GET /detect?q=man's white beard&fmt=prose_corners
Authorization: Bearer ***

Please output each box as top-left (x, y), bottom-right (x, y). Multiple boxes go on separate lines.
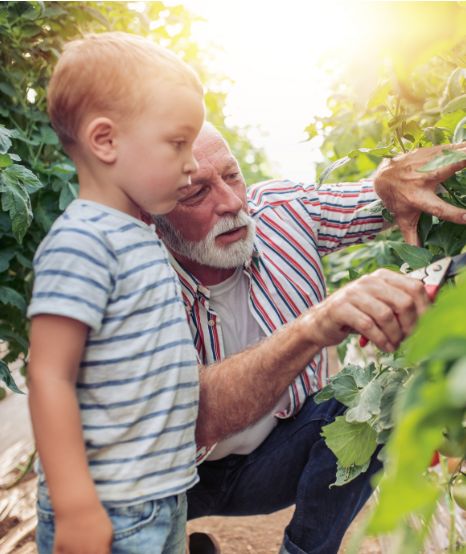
top-left (154, 211), bottom-right (256, 269)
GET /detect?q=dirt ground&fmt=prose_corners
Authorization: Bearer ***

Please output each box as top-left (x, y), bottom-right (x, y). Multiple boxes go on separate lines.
top-left (0, 350), bottom-right (385, 553)
top-left (187, 505), bottom-right (383, 554)
top-left (0, 357), bottom-right (463, 553)
top-left (0, 440), bottom-right (383, 554)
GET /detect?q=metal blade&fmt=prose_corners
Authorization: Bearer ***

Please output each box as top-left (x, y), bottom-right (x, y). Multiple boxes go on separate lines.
top-left (447, 252), bottom-right (466, 278)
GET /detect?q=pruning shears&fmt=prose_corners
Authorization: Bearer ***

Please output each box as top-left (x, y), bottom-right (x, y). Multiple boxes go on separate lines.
top-left (359, 253), bottom-right (466, 347)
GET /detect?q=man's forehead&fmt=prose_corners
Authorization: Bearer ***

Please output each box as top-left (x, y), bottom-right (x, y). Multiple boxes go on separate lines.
top-left (193, 152), bottom-right (238, 178)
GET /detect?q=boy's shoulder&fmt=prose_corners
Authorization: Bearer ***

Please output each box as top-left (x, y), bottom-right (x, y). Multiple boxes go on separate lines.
top-left (36, 200), bottom-right (138, 265)
top-left (35, 200), bottom-right (163, 269)
top-left (52, 199), bottom-right (128, 232)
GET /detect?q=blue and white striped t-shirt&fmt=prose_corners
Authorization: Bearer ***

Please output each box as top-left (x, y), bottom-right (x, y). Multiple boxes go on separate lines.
top-left (28, 199), bottom-right (199, 505)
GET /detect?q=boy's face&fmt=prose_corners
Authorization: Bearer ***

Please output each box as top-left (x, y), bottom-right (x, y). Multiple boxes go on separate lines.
top-left (115, 82), bottom-right (205, 215)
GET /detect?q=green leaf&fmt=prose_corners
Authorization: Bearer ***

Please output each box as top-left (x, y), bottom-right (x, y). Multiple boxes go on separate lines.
top-left (15, 251), bottom-right (33, 270)
top-left (0, 359), bottom-right (24, 395)
top-left (332, 460), bottom-right (370, 487)
top-left (0, 153), bottom-right (13, 168)
top-left (48, 161), bottom-right (76, 177)
top-left (434, 111), bottom-right (466, 135)
top-left (0, 81), bottom-right (15, 97)
top-left (0, 327), bottom-right (29, 352)
top-left (1, 163), bottom-right (44, 194)
top-left (313, 384), bottom-right (335, 404)
top-left (0, 125), bottom-right (12, 154)
top-left (418, 149), bottom-right (466, 173)
top-left (453, 116), bottom-right (466, 144)
top-left (368, 379), bottom-right (447, 532)
top-left (429, 337), bottom-right (466, 361)
top-left (444, 68), bottom-right (466, 101)
top-left (331, 374), bottom-right (360, 407)
top-left (345, 380), bottom-right (383, 423)
top-left (0, 247), bottom-right (16, 273)
top-left (347, 146), bottom-right (396, 159)
top-left (59, 182), bottom-right (78, 210)
top-left (406, 278), bottom-right (466, 363)
top-left (0, 286), bottom-right (26, 313)
top-left (375, 374), bottom-right (405, 432)
top-left (442, 94), bottom-right (466, 114)
top-left (0, 182), bottom-right (32, 243)
top-left (388, 242), bottom-right (433, 269)
top-left (446, 357), bottom-right (466, 408)
top-left (417, 213), bottom-right (433, 245)
top-left (39, 125), bottom-right (59, 146)
top-left (402, 121), bottom-right (423, 144)
top-left (21, 1), bottom-right (45, 21)
top-left (339, 363), bottom-right (374, 388)
top-left (322, 416), bottom-right (378, 468)
top-left (426, 221), bottom-right (466, 256)
top-left (318, 156), bottom-right (351, 185)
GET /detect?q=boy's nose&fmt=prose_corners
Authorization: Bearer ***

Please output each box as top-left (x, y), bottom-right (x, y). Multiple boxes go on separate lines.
top-left (184, 155), bottom-right (199, 175)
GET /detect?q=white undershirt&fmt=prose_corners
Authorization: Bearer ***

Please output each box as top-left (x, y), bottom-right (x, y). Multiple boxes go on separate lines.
top-left (207, 268), bottom-right (289, 460)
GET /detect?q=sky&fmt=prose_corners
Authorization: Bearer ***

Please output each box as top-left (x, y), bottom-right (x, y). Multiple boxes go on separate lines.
top-left (173, 0), bottom-right (364, 181)
top-left (164, 1), bottom-right (463, 182)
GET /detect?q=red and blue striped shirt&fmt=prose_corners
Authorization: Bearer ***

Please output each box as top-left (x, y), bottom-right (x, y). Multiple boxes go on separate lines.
top-left (170, 179), bottom-right (384, 460)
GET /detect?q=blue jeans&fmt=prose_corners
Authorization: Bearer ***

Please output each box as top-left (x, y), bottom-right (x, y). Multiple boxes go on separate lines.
top-left (36, 488), bottom-right (187, 554)
top-left (187, 396), bottom-right (382, 554)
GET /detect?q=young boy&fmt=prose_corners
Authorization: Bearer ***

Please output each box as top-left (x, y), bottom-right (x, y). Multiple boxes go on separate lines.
top-left (27, 32), bottom-right (204, 554)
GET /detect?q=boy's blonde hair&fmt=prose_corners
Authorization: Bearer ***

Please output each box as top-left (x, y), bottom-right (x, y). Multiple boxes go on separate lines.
top-left (47, 32), bottom-right (203, 149)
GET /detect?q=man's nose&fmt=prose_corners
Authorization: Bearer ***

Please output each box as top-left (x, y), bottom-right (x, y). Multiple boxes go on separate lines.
top-left (215, 180), bottom-right (243, 214)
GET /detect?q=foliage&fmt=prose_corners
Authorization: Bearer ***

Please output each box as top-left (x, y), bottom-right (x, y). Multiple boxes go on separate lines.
top-left (308, 6), bottom-right (466, 550)
top-left (0, 1), bottom-right (270, 397)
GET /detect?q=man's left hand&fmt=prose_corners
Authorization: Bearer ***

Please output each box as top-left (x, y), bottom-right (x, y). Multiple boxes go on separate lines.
top-left (374, 142), bottom-right (466, 245)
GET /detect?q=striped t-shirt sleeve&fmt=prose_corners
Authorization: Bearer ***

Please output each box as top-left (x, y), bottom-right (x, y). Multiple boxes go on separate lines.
top-left (249, 178), bottom-right (384, 255)
top-left (27, 222), bottom-right (115, 331)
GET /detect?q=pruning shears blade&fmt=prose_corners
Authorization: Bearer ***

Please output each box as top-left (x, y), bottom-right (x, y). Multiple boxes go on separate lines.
top-left (446, 252), bottom-right (466, 279)
top-left (359, 252), bottom-right (466, 348)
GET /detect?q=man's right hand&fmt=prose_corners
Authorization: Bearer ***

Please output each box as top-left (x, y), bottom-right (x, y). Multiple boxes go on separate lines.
top-left (307, 268), bottom-right (431, 352)
top-left (54, 503), bottom-right (113, 554)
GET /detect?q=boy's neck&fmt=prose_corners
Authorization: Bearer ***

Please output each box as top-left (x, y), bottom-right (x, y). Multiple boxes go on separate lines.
top-left (75, 160), bottom-right (141, 219)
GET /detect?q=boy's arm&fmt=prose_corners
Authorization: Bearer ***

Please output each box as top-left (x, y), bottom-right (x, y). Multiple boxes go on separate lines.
top-left (28, 314), bottom-right (113, 554)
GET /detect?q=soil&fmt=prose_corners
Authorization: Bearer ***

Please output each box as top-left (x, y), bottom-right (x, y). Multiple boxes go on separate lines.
top-left (187, 506), bottom-right (383, 554)
top-left (0, 440), bottom-right (382, 554)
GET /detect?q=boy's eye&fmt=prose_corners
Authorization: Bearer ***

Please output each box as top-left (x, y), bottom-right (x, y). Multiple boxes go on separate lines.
top-left (172, 140), bottom-right (186, 149)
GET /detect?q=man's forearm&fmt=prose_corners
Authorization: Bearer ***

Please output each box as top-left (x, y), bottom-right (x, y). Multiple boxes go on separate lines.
top-left (195, 311), bottom-right (321, 447)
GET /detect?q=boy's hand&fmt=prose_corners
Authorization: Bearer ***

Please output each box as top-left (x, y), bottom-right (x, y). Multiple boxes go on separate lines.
top-left (54, 503), bottom-right (113, 554)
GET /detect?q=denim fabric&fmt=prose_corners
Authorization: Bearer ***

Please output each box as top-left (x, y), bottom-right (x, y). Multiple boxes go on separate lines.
top-left (36, 489), bottom-right (187, 554)
top-left (187, 396), bottom-right (382, 554)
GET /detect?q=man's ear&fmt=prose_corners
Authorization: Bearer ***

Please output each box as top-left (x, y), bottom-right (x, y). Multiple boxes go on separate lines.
top-left (84, 117), bottom-right (118, 164)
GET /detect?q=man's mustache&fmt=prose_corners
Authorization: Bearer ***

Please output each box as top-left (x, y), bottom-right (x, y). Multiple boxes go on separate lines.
top-left (212, 211), bottom-right (252, 238)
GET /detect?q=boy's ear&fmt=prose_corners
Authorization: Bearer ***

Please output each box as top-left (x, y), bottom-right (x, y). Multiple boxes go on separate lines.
top-left (84, 117), bottom-right (118, 164)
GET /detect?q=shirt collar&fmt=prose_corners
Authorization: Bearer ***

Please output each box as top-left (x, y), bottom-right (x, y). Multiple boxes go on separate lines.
top-left (168, 243), bottom-right (262, 310)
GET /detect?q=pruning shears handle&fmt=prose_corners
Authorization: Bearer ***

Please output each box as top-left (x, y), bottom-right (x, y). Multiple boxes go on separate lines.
top-left (359, 257), bottom-right (454, 348)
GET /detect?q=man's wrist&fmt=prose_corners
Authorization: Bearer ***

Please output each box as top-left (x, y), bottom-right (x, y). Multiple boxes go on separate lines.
top-left (295, 309), bottom-right (325, 353)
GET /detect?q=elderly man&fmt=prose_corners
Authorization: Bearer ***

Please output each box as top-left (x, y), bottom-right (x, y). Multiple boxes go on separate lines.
top-left (154, 124), bottom-right (466, 554)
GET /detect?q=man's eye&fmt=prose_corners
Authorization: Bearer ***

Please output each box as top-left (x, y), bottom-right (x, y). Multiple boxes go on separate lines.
top-left (225, 172), bottom-right (239, 180)
top-left (180, 186), bottom-right (206, 204)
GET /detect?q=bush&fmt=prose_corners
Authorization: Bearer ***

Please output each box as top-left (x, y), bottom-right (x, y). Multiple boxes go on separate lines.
top-left (0, 1), bottom-right (270, 395)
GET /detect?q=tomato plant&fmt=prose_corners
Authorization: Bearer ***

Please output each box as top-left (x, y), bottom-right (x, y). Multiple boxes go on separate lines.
top-left (308, 5), bottom-right (466, 551)
top-left (451, 473), bottom-right (466, 511)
